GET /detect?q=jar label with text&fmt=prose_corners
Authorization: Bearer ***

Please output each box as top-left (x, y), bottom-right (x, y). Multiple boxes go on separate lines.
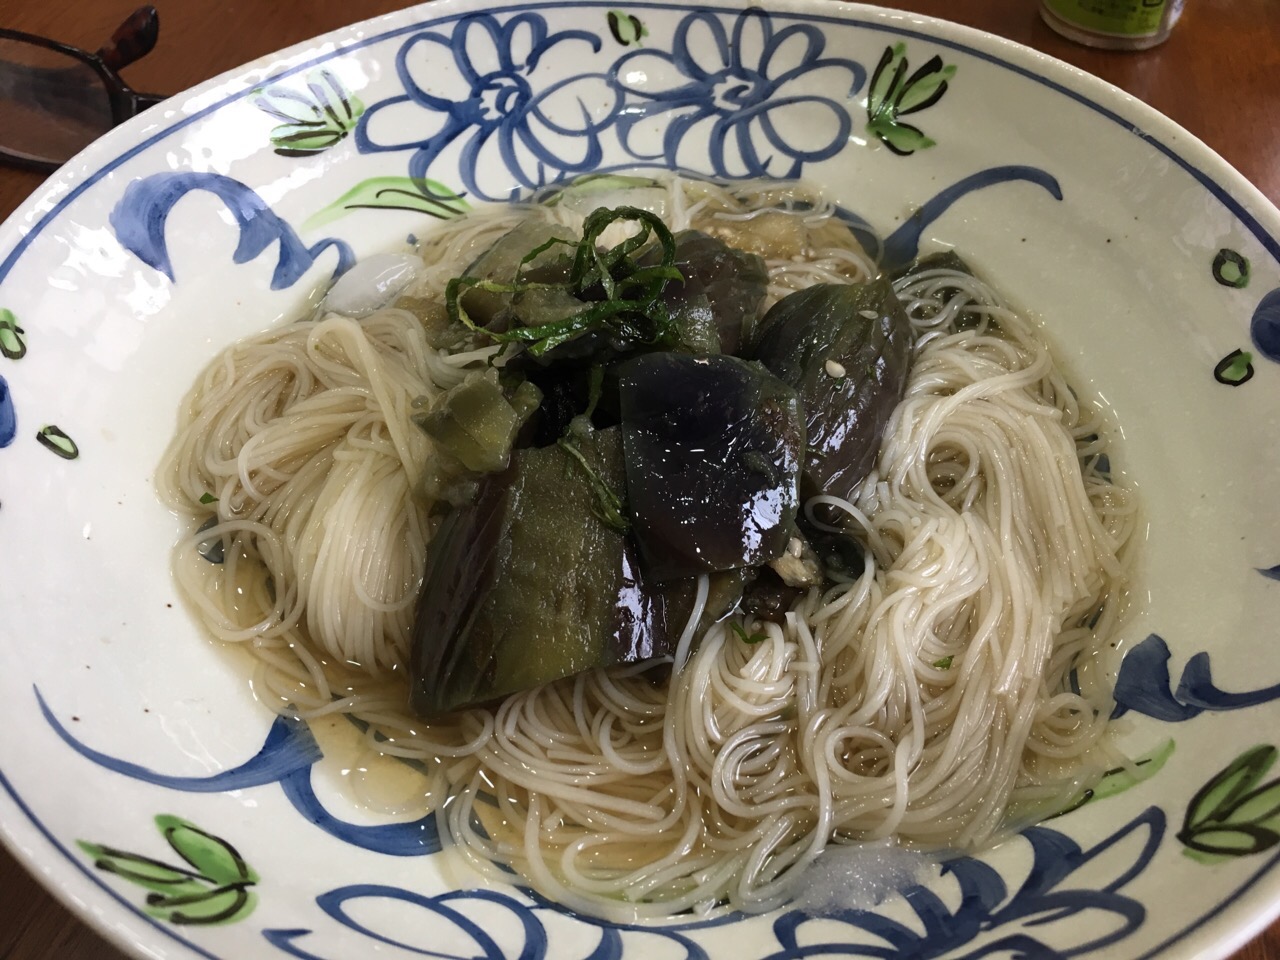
top-left (1042, 0), bottom-right (1167, 37)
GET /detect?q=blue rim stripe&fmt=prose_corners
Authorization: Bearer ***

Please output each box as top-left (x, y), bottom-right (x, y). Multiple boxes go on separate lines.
top-left (1, 4), bottom-right (1279, 960)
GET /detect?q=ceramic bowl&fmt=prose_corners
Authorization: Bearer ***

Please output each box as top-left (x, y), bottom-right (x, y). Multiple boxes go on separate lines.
top-left (3, 1), bottom-right (1280, 957)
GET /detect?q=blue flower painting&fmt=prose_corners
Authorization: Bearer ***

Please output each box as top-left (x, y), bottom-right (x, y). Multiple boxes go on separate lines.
top-left (609, 9), bottom-right (865, 178)
top-left (764, 807), bottom-right (1164, 960)
top-left (356, 13), bottom-right (621, 200)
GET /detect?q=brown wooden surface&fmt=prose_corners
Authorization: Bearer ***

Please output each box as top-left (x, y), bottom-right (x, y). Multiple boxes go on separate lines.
top-left (1, 0), bottom-right (1278, 957)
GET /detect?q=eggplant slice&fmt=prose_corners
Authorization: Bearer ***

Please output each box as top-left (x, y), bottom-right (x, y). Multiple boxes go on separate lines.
top-left (409, 427), bottom-right (667, 717)
top-left (748, 279), bottom-right (912, 501)
top-left (618, 352), bottom-right (805, 582)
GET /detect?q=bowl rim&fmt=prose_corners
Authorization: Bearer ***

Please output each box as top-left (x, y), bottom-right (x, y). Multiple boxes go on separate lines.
top-left (2, 2), bottom-right (1279, 959)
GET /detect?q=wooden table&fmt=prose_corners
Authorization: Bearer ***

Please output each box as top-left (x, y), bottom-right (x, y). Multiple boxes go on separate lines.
top-left (1, 0), bottom-right (1278, 957)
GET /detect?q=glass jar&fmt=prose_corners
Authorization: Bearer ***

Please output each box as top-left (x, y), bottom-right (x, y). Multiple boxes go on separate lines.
top-left (1039, 0), bottom-right (1186, 50)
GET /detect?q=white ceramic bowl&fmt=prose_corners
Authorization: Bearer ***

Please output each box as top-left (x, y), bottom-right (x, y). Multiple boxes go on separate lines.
top-left (3, 1), bottom-right (1280, 957)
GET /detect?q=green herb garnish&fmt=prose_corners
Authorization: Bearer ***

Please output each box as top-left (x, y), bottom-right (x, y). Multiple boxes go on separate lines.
top-left (199, 492), bottom-right (219, 505)
top-left (933, 655), bottom-right (954, 669)
top-left (445, 206), bottom-right (684, 357)
top-left (558, 433), bottom-right (630, 533)
top-left (731, 622), bottom-right (768, 645)
top-left (555, 367), bottom-right (629, 532)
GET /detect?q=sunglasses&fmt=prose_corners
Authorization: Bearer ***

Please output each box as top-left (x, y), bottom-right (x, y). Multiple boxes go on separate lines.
top-left (0, 6), bottom-right (165, 172)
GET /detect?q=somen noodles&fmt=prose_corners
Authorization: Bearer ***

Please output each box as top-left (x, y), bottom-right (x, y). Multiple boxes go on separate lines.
top-left (158, 176), bottom-right (1137, 920)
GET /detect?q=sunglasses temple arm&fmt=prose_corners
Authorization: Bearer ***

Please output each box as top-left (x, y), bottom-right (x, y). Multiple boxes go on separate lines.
top-left (96, 5), bottom-right (160, 72)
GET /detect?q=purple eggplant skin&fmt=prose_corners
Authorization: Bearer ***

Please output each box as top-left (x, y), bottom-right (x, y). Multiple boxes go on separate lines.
top-left (643, 230), bottom-right (767, 355)
top-left (661, 568), bottom-right (750, 637)
top-left (742, 568), bottom-right (802, 624)
top-left (408, 427), bottom-right (668, 718)
top-left (618, 353), bottom-right (805, 582)
top-left (747, 279), bottom-right (912, 501)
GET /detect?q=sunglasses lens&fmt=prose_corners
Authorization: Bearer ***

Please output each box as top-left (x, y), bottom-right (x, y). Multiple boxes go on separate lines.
top-left (0, 38), bottom-right (113, 166)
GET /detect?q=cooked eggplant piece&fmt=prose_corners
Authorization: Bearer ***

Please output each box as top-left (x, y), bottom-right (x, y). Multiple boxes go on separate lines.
top-left (391, 294), bottom-right (467, 350)
top-left (413, 370), bottom-right (541, 507)
top-left (668, 295), bottom-right (721, 355)
top-left (521, 364), bottom-right (593, 447)
top-left (768, 526), bottom-right (823, 587)
top-left (743, 514), bottom-right (866, 623)
top-left (661, 568), bottom-right (749, 638)
top-left (409, 427), bottom-right (670, 718)
top-left (799, 517), bottom-right (866, 581)
top-left (508, 231), bottom-right (744, 365)
top-left (456, 220), bottom-right (577, 327)
top-left (742, 568), bottom-right (802, 624)
top-left (511, 358), bottom-right (622, 448)
top-left (748, 279), bottom-right (912, 501)
top-left (501, 280), bottom-right (585, 334)
top-left (454, 206), bottom-right (686, 365)
top-left (414, 370), bottom-right (541, 474)
top-left (642, 230), bottom-right (767, 355)
top-left (618, 353), bottom-right (805, 582)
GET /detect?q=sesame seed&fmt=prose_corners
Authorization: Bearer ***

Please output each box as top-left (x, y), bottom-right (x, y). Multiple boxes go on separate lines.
top-left (787, 537), bottom-right (803, 558)
top-left (859, 309), bottom-right (879, 320)
top-left (824, 359), bottom-right (846, 378)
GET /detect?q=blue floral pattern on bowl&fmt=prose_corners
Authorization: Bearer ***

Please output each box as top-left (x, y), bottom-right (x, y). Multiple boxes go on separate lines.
top-left (355, 13), bottom-right (620, 200)
top-left (607, 9), bottom-right (864, 177)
